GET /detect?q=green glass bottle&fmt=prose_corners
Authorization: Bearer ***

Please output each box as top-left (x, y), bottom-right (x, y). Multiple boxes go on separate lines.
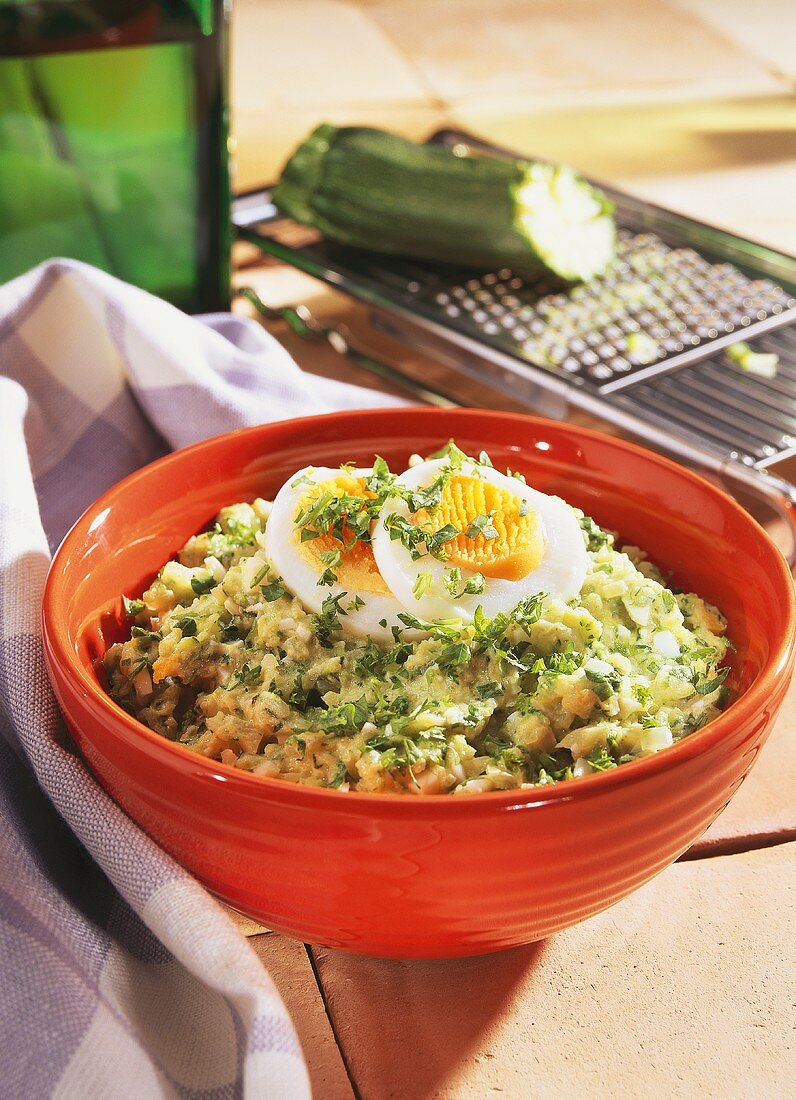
top-left (0, 0), bottom-right (230, 311)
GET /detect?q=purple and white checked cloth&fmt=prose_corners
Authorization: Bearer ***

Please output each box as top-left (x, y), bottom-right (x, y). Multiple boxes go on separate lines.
top-left (0, 259), bottom-right (404, 1098)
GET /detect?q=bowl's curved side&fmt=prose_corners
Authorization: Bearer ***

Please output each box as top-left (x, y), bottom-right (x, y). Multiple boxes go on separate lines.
top-left (42, 408), bottom-right (796, 957)
top-left (44, 639), bottom-right (791, 958)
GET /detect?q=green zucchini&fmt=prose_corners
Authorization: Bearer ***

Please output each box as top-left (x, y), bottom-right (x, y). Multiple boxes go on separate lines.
top-left (272, 124), bottom-right (615, 283)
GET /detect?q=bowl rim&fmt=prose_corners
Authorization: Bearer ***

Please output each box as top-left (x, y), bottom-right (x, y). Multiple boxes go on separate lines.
top-left (42, 407), bottom-right (796, 816)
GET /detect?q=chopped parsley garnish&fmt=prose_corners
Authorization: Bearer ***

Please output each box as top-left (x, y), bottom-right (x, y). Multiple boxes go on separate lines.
top-left (122, 596), bottom-right (145, 617)
top-left (226, 661), bottom-right (262, 690)
top-left (384, 514), bottom-right (459, 562)
top-left (252, 564), bottom-right (270, 587)
top-left (302, 698), bottom-right (370, 737)
top-left (293, 463), bottom-right (393, 551)
top-left (476, 680), bottom-right (502, 699)
top-left (436, 641), bottom-right (470, 673)
top-left (443, 568), bottom-right (486, 599)
top-left (413, 571), bottom-right (432, 600)
top-left (535, 750), bottom-right (574, 783)
top-left (632, 683), bottom-right (653, 707)
top-left (464, 513), bottom-right (499, 540)
top-left (694, 666), bottom-right (729, 695)
top-left (261, 580), bottom-right (288, 602)
top-left (397, 611), bottom-right (462, 639)
top-left (584, 667), bottom-right (621, 700)
top-left (462, 573), bottom-right (486, 596)
top-left (426, 439), bottom-right (467, 467)
top-left (328, 761), bottom-right (349, 788)
top-left (223, 516), bottom-right (259, 545)
top-left (218, 615), bottom-right (245, 642)
top-left (311, 592), bottom-right (349, 647)
top-left (190, 573), bottom-right (216, 595)
top-left (405, 475), bottom-right (449, 515)
top-left (586, 745), bottom-right (617, 771)
top-left (317, 548), bottom-right (342, 587)
top-left (424, 523), bottom-right (459, 558)
top-left (365, 456), bottom-right (395, 494)
top-left (384, 513), bottom-right (426, 558)
top-left (578, 513), bottom-right (614, 552)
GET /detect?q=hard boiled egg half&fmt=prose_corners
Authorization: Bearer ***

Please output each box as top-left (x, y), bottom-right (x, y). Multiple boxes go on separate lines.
top-left (264, 466), bottom-right (406, 640)
top-left (371, 457), bottom-right (587, 623)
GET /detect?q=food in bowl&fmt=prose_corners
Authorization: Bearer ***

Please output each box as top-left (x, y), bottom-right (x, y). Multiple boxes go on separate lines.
top-left (105, 441), bottom-right (729, 795)
top-left (44, 408), bottom-right (795, 957)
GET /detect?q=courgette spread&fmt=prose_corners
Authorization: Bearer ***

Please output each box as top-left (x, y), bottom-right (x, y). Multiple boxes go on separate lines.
top-left (272, 125), bottom-right (616, 283)
top-left (105, 444), bottom-right (730, 795)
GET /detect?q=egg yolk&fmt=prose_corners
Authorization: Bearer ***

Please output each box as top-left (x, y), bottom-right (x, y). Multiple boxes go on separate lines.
top-left (417, 475), bottom-right (545, 580)
top-left (294, 474), bottom-right (390, 595)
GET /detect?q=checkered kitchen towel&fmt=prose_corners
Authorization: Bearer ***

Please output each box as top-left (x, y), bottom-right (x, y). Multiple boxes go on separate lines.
top-left (0, 259), bottom-right (404, 1099)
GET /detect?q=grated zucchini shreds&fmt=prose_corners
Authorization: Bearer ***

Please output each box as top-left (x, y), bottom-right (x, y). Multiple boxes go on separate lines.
top-left (726, 341), bottom-right (778, 378)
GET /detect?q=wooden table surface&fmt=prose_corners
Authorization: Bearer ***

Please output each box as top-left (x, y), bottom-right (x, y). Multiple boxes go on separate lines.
top-left (228, 4), bottom-right (796, 1096)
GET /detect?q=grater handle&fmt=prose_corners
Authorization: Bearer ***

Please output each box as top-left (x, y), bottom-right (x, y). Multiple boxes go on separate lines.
top-left (720, 461), bottom-right (796, 570)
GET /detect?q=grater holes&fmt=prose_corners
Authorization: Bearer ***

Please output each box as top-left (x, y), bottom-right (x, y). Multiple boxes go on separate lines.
top-left (405, 220), bottom-right (794, 390)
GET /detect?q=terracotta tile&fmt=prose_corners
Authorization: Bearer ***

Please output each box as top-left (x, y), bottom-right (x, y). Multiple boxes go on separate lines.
top-left (451, 95), bottom-right (796, 179)
top-left (675, 0), bottom-right (796, 79)
top-left (313, 842), bottom-right (796, 1099)
top-left (232, 0), bottom-right (433, 113)
top-left (617, 160), bottom-right (796, 255)
top-left (250, 934), bottom-right (355, 1100)
top-left (369, 0), bottom-right (783, 107)
top-left (225, 905), bottom-right (272, 937)
top-left (693, 674), bottom-right (796, 853)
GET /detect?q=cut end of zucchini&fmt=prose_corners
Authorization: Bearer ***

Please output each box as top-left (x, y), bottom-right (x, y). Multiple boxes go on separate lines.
top-left (513, 163), bottom-right (615, 282)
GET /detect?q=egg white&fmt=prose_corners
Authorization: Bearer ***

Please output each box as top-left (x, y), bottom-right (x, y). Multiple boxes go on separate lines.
top-left (264, 466), bottom-right (406, 641)
top-left (371, 458), bottom-right (588, 623)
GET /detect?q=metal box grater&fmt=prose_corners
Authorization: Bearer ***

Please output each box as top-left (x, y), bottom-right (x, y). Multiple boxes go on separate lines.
top-left (233, 129), bottom-right (796, 558)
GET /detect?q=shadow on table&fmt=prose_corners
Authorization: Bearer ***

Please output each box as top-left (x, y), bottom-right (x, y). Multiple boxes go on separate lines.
top-left (313, 939), bottom-right (545, 1100)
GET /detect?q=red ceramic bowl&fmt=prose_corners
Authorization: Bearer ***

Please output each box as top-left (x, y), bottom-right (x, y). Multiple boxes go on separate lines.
top-left (42, 409), bottom-right (795, 958)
